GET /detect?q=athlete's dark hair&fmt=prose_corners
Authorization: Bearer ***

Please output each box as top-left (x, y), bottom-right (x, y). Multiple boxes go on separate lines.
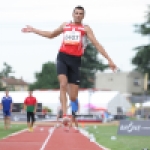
top-left (74, 6), bottom-right (85, 13)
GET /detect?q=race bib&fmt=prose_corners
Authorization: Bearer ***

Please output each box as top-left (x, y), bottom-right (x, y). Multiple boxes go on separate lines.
top-left (63, 30), bottom-right (81, 45)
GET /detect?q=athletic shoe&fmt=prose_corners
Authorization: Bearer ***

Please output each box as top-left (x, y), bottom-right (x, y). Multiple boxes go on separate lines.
top-left (30, 127), bottom-right (33, 132)
top-left (74, 127), bottom-right (79, 133)
top-left (28, 127), bottom-right (33, 132)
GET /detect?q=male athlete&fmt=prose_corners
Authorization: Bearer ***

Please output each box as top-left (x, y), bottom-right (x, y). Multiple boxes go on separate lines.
top-left (0, 90), bottom-right (13, 130)
top-left (24, 90), bottom-right (37, 132)
top-left (22, 6), bottom-right (117, 123)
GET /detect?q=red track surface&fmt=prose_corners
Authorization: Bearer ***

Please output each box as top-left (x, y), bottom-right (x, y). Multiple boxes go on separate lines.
top-left (0, 126), bottom-right (106, 150)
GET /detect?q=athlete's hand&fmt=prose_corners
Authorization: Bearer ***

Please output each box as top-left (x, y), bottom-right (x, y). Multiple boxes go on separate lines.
top-left (21, 25), bottom-right (34, 33)
top-left (108, 60), bottom-right (117, 72)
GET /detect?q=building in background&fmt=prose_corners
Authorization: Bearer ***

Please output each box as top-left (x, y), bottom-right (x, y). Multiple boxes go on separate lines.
top-left (0, 77), bottom-right (29, 91)
top-left (95, 71), bottom-right (144, 94)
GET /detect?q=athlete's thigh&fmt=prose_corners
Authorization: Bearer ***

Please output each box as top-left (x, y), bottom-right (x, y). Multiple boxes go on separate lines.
top-left (68, 61), bottom-right (80, 85)
top-left (57, 59), bottom-right (69, 87)
top-left (3, 110), bottom-right (7, 117)
top-left (6, 111), bottom-right (11, 117)
top-left (56, 60), bottom-right (68, 76)
top-left (56, 52), bottom-right (68, 77)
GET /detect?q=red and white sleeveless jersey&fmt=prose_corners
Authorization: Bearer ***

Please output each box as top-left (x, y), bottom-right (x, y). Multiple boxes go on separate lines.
top-left (59, 23), bottom-right (88, 56)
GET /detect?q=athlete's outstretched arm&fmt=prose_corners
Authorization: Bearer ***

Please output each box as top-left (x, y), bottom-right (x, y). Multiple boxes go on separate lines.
top-left (85, 25), bottom-right (117, 71)
top-left (21, 23), bottom-right (66, 39)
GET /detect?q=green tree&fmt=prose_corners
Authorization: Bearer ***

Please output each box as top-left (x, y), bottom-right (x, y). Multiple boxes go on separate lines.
top-left (80, 43), bottom-right (108, 88)
top-left (132, 6), bottom-right (150, 74)
top-left (0, 62), bottom-right (15, 78)
top-left (0, 82), bottom-right (6, 91)
top-left (30, 61), bottom-right (59, 90)
top-left (0, 63), bottom-right (14, 91)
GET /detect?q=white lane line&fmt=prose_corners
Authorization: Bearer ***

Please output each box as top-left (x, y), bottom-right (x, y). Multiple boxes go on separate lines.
top-left (94, 141), bottom-right (111, 150)
top-left (2, 128), bottom-right (27, 140)
top-left (78, 128), bottom-right (111, 150)
top-left (2, 126), bottom-right (37, 140)
top-left (40, 127), bottom-right (55, 150)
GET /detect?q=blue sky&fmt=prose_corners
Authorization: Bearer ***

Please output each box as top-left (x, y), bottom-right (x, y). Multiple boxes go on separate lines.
top-left (0, 0), bottom-right (150, 82)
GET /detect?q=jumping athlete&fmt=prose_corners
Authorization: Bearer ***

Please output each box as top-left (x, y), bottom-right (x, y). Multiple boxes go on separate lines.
top-left (21, 6), bottom-right (117, 123)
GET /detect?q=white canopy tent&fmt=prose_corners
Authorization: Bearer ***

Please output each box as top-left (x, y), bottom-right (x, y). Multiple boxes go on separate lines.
top-left (90, 91), bottom-right (131, 115)
top-left (143, 101), bottom-right (150, 107)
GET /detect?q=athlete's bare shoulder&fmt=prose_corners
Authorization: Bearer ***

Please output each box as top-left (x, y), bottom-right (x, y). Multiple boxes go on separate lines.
top-left (58, 22), bottom-right (66, 30)
top-left (47, 22), bottom-right (68, 38)
top-left (83, 24), bottom-right (98, 44)
top-left (60, 22), bottom-right (70, 28)
top-left (83, 25), bottom-right (92, 33)
top-left (61, 22), bottom-right (67, 27)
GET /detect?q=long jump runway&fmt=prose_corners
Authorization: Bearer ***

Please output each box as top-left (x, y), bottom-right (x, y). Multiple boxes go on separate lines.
top-left (0, 126), bottom-right (108, 150)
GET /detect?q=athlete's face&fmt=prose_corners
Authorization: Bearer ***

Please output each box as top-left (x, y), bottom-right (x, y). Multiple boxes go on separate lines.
top-left (29, 91), bottom-right (33, 96)
top-left (5, 90), bottom-right (9, 96)
top-left (73, 9), bottom-right (84, 23)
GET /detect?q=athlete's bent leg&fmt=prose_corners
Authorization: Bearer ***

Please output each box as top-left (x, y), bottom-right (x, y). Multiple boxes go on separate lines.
top-left (72, 111), bottom-right (78, 128)
top-left (68, 83), bottom-right (79, 102)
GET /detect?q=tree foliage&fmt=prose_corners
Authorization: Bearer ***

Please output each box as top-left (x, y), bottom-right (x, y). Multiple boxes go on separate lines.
top-left (30, 61), bottom-right (59, 90)
top-left (80, 43), bottom-right (108, 88)
top-left (0, 62), bottom-right (15, 78)
top-left (132, 6), bottom-right (150, 74)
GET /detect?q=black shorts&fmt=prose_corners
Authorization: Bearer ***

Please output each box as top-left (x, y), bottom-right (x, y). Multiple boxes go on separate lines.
top-left (56, 52), bottom-right (81, 85)
top-left (72, 111), bottom-right (77, 118)
top-left (27, 112), bottom-right (35, 123)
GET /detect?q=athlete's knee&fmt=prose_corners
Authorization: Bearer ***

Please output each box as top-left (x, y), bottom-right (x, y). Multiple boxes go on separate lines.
top-left (60, 82), bottom-right (67, 91)
top-left (69, 96), bottom-right (77, 101)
